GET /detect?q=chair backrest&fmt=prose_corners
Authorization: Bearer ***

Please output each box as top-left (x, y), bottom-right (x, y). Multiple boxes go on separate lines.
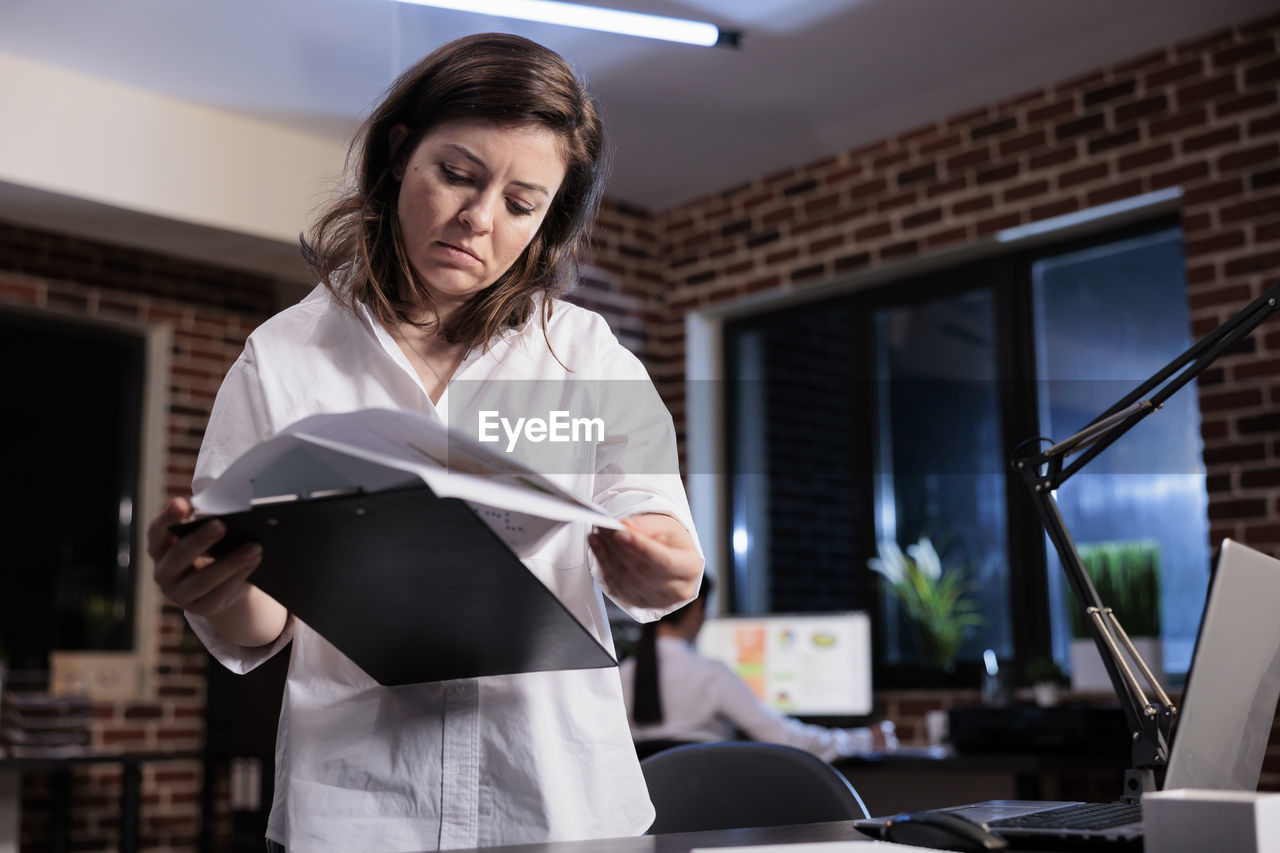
top-left (634, 738), bottom-right (697, 761)
top-left (639, 741), bottom-right (869, 834)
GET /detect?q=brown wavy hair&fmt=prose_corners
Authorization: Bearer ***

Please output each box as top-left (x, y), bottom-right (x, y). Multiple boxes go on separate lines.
top-left (302, 33), bottom-right (609, 350)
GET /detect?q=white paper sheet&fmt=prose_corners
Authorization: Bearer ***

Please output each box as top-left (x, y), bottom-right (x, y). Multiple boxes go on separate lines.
top-left (192, 408), bottom-right (624, 537)
top-left (691, 841), bottom-right (943, 852)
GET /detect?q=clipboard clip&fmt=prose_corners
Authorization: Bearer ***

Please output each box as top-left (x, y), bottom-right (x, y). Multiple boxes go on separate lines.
top-left (249, 486), bottom-right (366, 506)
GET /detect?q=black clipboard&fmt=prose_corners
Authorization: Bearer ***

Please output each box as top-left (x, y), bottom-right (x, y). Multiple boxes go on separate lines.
top-left (174, 486), bottom-right (617, 685)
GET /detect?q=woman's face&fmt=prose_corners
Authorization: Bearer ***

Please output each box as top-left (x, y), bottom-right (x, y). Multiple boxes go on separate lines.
top-left (393, 119), bottom-right (568, 314)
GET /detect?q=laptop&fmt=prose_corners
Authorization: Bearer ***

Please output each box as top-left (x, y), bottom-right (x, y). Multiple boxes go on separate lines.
top-left (855, 538), bottom-right (1280, 848)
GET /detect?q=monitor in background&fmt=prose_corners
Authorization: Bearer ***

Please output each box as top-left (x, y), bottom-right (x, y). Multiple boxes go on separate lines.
top-left (696, 612), bottom-right (873, 718)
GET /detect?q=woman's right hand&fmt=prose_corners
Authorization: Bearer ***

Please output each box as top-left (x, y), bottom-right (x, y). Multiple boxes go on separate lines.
top-left (148, 497), bottom-right (263, 618)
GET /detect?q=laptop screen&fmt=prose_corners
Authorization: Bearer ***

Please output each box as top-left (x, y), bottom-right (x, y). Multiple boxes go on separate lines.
top-left (1164, 538), bottom-right (1280, 791)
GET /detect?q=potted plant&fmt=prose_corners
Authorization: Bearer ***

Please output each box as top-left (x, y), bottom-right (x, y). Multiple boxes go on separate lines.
top-left (867, 537), bottom-right (983, 671)
top-left (1068, 540), bottom-right (1162, 692)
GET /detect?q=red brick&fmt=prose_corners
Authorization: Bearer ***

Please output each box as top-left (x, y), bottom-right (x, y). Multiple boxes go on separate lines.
top-left (1182, 125), bottom-right (1243, 153)
top-left (1086, 178), bottom-right (1145, 205)
top-left (1215, 89), bottom-right (1280, 119)
top-left (847, 177), bottom-right (889, 200)
top-left (1244, 58), bottom-right (1280, 87)
top-left (1145, 57), bottom-right (1205, 87)
top-left (1220, 143), bottom-right (1280, 173)
top-left (1250, 112), bottom-right (1280, 136)
top-left (1028, 144), bottom-right (1078, 170)
top-left (1149, 106), bottom-right (1210, 138)
top-left (902, 208), bottom-right (944, 229)
top-left (1182, 211), bottom-right (1213, 233)
top-left (1225, 248), bottom-right (1280, 277)
top-left (764, 247), bottom-right (800, 265)
top-left (1059, 163), bottom-right (1110, 189)
top-left (1189, 280), bottom-right (1254, 309)
top-left (1176, 73), bottom-right (1241, 108)
top-left (924, 225), bottom-right (970, 248)
top-left (946, 147), bottom-right (992, 171)
top-left (875, 191), bottom-right (918, 213)
top-left (1207, 497), bottom-right (1269, 520)
top-left (1117, 143), bottom-right (1175, 171)
top-left (1115, 93), bottom-right (1171, 125)
top-left (1183, 178), bottom-right (1245, 206)
top-left (1237, 357), bottom-right (1280, 379)
top-left (974, 212), bottom-right (1023, 236)
top-left (1185, 230), bottom-right (1248, 257)
top-left (1220, 195), bottom-right (1280, 224)
top-left (808, 234), bottom-right (846, 254)
top-left (952, 194), bottom-right (995, 215)
top-left (1030, 198), bottom-right (1080, 221)
top-left (1027, 99), bottom-right (1078, 124)
top-left (1003, 179), bottom-right (1051, 202)
top-left (1149, 160), bottom-right (1211, 189)
top-left (873, 149), bottom-right (910, 170)
top-left (924, 175), bottom-right (968, 198)
top-left (1212, 37), bottom-right (1279, 69)
top-left (998, 129), bottom-right (1048, 157)
top-left (854, 221), bottom-right (892, 241)
top-left (1200, 387), bottom-right (1265, 411)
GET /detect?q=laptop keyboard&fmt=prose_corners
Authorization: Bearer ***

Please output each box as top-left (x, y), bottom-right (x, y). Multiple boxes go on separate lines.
top-left (988, 802), bottom-right (1142, 831)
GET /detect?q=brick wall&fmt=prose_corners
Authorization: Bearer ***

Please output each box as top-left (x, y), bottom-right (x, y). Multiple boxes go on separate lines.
top-left (650, 15), bottom-right (1280, 471)
top-left (1, 12), bottom-right (1277, 846)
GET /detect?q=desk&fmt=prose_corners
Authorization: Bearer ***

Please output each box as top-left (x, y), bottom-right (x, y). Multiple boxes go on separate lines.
top-left (836, 749), bottom-right (1128, 815)
top-left (0, 749), bottom-right (199, 853)
top-left (444, 819), bottom-right (1095, 852)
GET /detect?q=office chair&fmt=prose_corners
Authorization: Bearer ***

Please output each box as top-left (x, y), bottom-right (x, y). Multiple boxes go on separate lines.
top-left (639, 741), bottom-right (870, 834)
top-left (634, 738), bottom-right (696, 760)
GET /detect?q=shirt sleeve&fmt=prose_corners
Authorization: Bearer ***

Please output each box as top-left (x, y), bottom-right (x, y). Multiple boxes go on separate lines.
top-left (584, 334), bottom-right (704, 623)
top-left (704, 661), bottom-right (874, 761)
top-left (186, 344), bottom-right (297, 671)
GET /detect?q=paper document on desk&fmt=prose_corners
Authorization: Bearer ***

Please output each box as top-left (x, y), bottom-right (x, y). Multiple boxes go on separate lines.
top-left (191, 407), bottom-right (622, 553)
top-left (693, 842), bottom-right (942, 852)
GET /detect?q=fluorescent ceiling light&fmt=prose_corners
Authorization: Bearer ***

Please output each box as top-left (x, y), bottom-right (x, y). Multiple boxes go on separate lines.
top-left (394, 0), bottom-right (731, 47)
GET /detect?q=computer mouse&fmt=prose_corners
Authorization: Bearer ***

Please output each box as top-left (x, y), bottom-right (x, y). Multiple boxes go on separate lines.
top-left (882, 810), bottom-right (1009, 852)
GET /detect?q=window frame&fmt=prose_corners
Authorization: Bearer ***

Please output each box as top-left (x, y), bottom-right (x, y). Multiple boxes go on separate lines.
top-left (698, 207), bottom-right (1188, 689)
top-left (2, 303), bottom-right (170, 701)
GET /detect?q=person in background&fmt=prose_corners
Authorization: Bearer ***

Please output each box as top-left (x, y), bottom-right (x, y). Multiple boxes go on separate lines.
top-left (147, 32), bottom-right (702, 852)
top-left (620, 575), bottom-right (897, 761)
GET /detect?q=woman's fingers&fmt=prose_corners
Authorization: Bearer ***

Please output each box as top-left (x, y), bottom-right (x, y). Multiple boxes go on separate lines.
top-left (146, 497), bottom-right (192, 561)
top-left (185, 548), bottom-right (264, 616)
top-left (167, 542), bottom-right (262, 607)
top-left (590, 527), bottom-right (691, 609)
top-left (153, 519), bottom-right (227, 587)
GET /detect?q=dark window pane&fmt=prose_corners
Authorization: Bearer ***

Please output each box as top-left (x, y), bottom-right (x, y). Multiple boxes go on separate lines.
top-left (871, 289), bottom-right (1011, 665)
top-left (1031, 227), bottom-right (1208, 678)
top-left (0, 312), bottom-right (143, 666)
top-left (727, 304), bottom-right (871, 615)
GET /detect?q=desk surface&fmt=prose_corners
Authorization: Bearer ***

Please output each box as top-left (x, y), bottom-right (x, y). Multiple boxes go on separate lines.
top-left (458, 821), bottom-right (877, 852)
top-left (449, 820), bottom-right (1088, 853)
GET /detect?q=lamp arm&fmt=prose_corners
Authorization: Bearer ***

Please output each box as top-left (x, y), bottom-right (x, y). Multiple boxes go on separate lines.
top-left (1011, 278), bottom-right (1280, 798)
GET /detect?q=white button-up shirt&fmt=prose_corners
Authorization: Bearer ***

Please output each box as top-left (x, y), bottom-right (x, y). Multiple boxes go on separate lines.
top-left (619, 636), bottom-right (878, 762)
top-left (187, 286), bottom-right (699, 851)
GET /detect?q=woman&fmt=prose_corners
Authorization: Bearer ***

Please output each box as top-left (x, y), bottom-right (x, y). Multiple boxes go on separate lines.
top-left (621, 577), bottom-right (897, 761)
top-left (147, 33), bottom-right (702, 851)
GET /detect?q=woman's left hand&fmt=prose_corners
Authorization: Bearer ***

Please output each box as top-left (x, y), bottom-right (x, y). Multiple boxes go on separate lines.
top-left (589, 514), bottom-right (703, 610)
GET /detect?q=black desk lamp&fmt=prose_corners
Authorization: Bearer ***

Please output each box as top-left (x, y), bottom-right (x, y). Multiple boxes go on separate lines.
top-left (1011, 278), bottom-right (1280, 802)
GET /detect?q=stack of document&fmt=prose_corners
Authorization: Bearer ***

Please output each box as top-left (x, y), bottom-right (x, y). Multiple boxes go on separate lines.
top-left (193, 407), bottom-right (621, 555)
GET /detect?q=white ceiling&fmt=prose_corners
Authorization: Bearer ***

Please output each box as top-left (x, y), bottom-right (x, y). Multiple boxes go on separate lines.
top-left (0, 0), bottom-right (1275, 274)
